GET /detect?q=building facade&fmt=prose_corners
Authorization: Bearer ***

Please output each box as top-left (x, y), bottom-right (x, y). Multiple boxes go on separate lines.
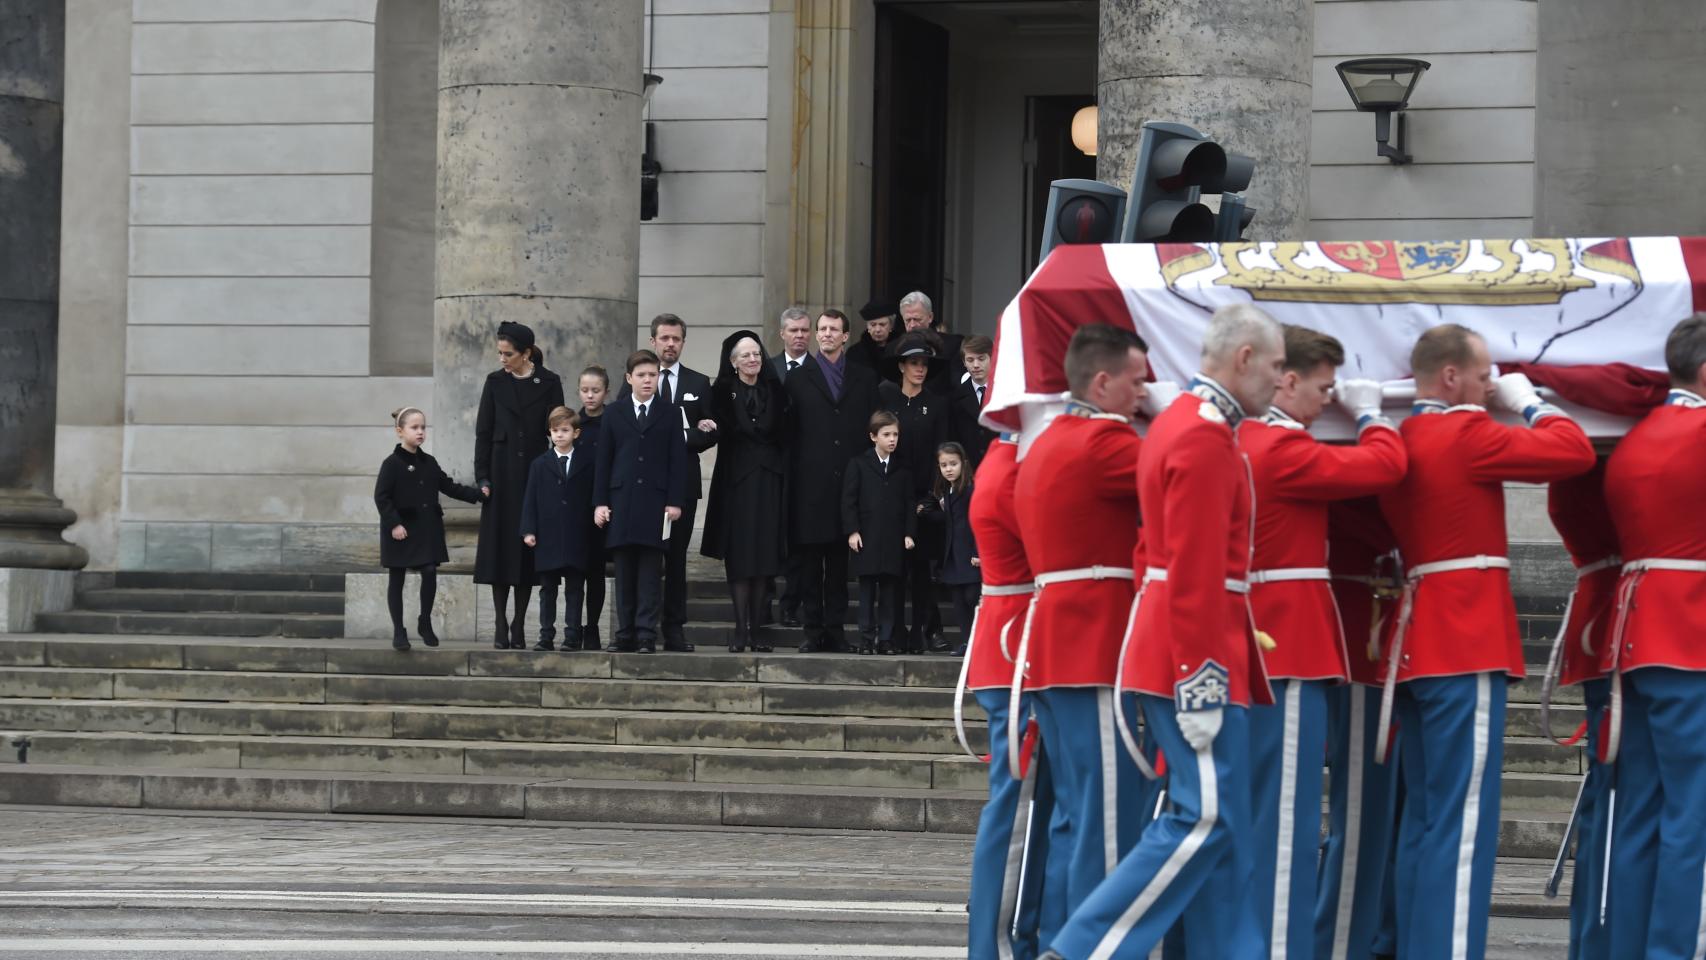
top-left (26, 0), bottom-right (1706, 573)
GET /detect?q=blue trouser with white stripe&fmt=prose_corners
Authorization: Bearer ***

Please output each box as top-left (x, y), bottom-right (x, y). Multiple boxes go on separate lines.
top-left (1049, 697), bottom-right (1263, 960)
top-left (1604, 668), bottom-right (1706, 960)
top-left (970, 688), bottom-right (1063, 960)
top-left (1030, 688), bottom-right (1151, 918)
top-left (1250, 678), bottom-right (1327, 960)
top-left (1392, 672), bottom-right (1506, 960)
top-left (1568, 678), bottom-right (1611, 960)
top-left (1315, 682), bottom-right (1399, 960)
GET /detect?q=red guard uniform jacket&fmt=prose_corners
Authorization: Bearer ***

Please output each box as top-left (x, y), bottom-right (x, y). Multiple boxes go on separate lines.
top-left (1378, 405), bottom-right (1594, 680)
top-left (1328, 497), bottom-right (1401, 686)
top-left (967, 440), bottom-right (1032, 691)
top-left (1126, 391), bottom-right (1273, 708)
top-left (1014, 412), bottom-right (1141, 689)
top-left (1603, 393), bottom-right (1706, 673)
top-left (1240, 412), bottom-right (1408, 681)
top-left (1547, 462), bottom-right (1621, 686)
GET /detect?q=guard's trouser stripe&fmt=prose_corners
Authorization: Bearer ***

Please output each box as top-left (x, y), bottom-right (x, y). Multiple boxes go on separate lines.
top-left (1088, 743), bottom-right (1218, 960)
top-left (1098, 687), bottom-right (1119, 875)
top-left (1273, 681), bottom-right (1302, 959)
top-left (995, 747), bottom-right (1038, 960)
top-left (1454, 673), bottom-right (1492, 960)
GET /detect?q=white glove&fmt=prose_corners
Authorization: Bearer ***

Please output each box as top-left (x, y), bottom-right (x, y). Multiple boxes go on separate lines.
top-left (1491, 372), bottom-right (1543, 414)
top-left (1177, 707), bottom-right (1224, 752)
top-left (1334, 379), bottom-right (1386, 422)
top-left (1141, 381), bottom-right (1183, 419)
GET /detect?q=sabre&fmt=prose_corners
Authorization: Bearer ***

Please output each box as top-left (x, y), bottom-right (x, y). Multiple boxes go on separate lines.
top-left (1545, 773), bottom-right (1591, 899)
top-left (1599, 782), bottom-right (1616, 926)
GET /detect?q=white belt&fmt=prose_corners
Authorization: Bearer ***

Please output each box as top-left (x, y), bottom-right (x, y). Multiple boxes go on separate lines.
top-left (1600, 556), bottom-right (1706, 766)
top-left (1005, 565), bottom-right (1134, 774)
top-left (1621, 558), bottom-right (1706, 574)
top-left (1405, 554), bottom-right (1511, 580)
top-left (1033, 566), bottom-right (1134, 587)
top-left (982, 581), bottom-right (1037, 597)
top-left (1375, 553), bottom-right (1512, 765)
top-left (1143, 566), bottom-right (1250, 595)
top-left (1248, 567), bottom-right (1332, 584)
top-left (1539, 554), bottom-right (1622, 748)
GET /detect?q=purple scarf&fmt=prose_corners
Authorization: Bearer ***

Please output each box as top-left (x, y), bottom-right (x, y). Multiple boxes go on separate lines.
top-left (818, 351), bottom-right (847, 402)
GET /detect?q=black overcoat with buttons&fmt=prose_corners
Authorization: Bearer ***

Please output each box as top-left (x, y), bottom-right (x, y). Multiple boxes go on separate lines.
top-left (594, 396), bottom-right (691, 551)
top-left (473, 364), bottom-right (566, 584)
top-left (785, 354), bottom-right (880, 547)
top-left (841, 448), bottom-right (917, 578)
top-left (375, 445), bottom-right (484, 569)
top-left (519, 447), bottom-right (598, 575)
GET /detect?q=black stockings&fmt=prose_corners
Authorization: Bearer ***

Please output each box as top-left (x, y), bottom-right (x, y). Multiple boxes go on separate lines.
top-left (490, 583), bottom-right (534, 629)
top-left (386, 565), bottom-right (439, 630)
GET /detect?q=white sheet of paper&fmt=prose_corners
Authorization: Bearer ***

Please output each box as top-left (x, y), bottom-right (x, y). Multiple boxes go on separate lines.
top-left (662, 510), bottom-right (673, 541)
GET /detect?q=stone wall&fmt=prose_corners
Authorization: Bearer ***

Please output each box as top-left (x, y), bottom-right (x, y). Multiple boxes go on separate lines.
top-left (1309, 0), bottom-right (1537, 241)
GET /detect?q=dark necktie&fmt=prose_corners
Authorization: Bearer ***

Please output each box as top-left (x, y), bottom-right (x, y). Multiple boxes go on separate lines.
top-left (975, 385), bottom-right (984, 406)
top-left (560, 455), bottom-right (570, 478)
top-left (660, 370), bottom-right (673, 407)
top-left (638, 402), bottom-right (649, 425)
top-left (787, 359), bottom-right (799, 375)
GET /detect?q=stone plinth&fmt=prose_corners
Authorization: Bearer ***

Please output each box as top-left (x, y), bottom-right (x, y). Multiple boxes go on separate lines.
top-left (1097, 0), bottom-right (1312, 240)
top-left (344, 571), bottom-right (614, 643)
top-left (0, 568), bottom-right (75, 633)
top-left (433, 0), bottom-right (644, 469)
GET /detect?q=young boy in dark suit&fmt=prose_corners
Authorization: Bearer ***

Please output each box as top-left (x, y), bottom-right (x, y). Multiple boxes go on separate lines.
top-left (521, 406), bottom-right (597, 652)
top-left (594, 350), bottom-right (689, 654)
top-left (842, 410), bottom-right (916, 655)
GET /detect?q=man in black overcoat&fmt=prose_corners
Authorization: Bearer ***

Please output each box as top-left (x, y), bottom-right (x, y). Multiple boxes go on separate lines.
top-left (784, 310), bottom-right (880, 653)
top-left (617, 314), bottom-right (717, 652)
top-left (595, 350), bottom-right (691, 654)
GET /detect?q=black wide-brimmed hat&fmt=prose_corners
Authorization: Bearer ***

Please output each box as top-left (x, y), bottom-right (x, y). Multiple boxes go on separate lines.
top-left (888, 330), bottom-right (945, 377)
top-left (860, 297), bottom-right (897, 322)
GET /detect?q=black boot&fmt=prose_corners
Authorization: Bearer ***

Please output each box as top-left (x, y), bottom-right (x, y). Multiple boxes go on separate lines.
top-left (582, 623), bottom-right (601, 651)
top-left (416, 615), bottom-right (439, 648)
top-left (509, 618), bottom-right (528, 652)
top-left (391, 625), bottom-right (411, 652)
top-left (492, 613), bottom-right (510, 650)
top-left (859, 631), bottom-right (877, 656)
top-left (728, 585), bottom-right (748, 654)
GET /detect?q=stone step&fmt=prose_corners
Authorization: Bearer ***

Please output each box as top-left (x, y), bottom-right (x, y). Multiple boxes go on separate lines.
top-left (35, 610), bottom-right (343, 639)
top-left (0, 763), bottom-right (982, 834)
top-left (0, 637), bottom-right (964, 687)
top-left (0, 667), bottom-right (976, 719)
top-left (0, 730), bottom-right (986, 791)
top-left (75, 588), bottom-right (342, 616)
top-left (678, 622), bottom-right (964, 647)
top-left (0, 762), bottom-right (1575, 861)
top-left (100, 571), bottom-right (349, 593)
top-left (683, 598), bottom-right (957, 627)
top-left (0, 698), bottom-right (989, 756)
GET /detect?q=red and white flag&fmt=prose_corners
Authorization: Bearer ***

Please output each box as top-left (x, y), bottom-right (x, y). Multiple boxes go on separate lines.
top-left (985, 237), bottom-right (1706, 440)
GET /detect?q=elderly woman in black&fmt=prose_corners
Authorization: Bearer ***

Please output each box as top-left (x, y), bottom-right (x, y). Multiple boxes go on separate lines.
top-left (700, 330), bottom-right (788, 653)
top-left (474, 321), bottom-right (565, 649)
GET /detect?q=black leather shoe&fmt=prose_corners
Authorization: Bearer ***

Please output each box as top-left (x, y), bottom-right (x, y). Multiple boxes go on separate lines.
top-left (779, 613), bottom-right (803, 628)
top-left (798, 638), bottom-right (819, 654)
top-left (509, 621), bottom-right (528, 651)
top-left (391, 627), bottom-right (411, 652)
top-left (416, 616), bottom-right (439, 648)
top-left (928, 633), bottom-right (951, 653)
top-left (662, 640), bottom-right (695, 653)
top-left (606, 643), bottom-right (637, 654)
top-left (637, 642), bottom-right (655, 654)
top-left (582, 625), bottom-right (601, 651)
top-left (532, 638), bottom-right (556, 652)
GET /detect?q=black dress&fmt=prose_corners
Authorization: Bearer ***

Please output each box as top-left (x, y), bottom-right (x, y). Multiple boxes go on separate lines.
top-left (473, 364), bottom-right (566, 585)
top-left (701, 375), bottom-right (788, 579)
top-left (374, 445), bottom-right (484, 569)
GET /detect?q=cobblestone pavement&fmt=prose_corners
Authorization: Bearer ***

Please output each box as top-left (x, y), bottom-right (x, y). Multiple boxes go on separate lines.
top-left (0, 808), bottom-right (1569, 956)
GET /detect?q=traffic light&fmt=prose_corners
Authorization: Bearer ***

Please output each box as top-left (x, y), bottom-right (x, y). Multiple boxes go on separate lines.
top-left (1121, 122), bottom-right (1259, 244)
top-left (1215, 193), bottom-right (1258, 242)
top-left (1039, 178), bottom-right (1128, 262)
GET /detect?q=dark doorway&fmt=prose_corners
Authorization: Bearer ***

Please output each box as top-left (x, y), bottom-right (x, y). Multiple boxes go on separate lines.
top-left (1023, 95), bottom-right (1097, 276)
top-left (871, 5), bottom-right (949, 315)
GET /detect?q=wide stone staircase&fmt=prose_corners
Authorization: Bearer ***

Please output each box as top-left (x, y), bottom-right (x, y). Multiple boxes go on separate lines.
top-left (1, 574), bottom-right (1582, 913)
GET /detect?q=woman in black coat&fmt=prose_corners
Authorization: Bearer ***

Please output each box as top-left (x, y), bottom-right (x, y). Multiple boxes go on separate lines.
top-left (375, 406), bottom-right (484, 651)
top-left (473, 321), bottom-right (566, 650)
top-left (880, 331), bottom-right (952, 652)
top-left (701, 330), bottom-right (788, 652)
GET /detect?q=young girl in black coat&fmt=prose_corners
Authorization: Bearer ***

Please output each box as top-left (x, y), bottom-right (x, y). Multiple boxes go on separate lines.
top-left (574, 365), bottom-right (611, 649)
top-left (927, 442), bottom-right (980, 656)
top-left (375, 407), bottom-right (485, 651)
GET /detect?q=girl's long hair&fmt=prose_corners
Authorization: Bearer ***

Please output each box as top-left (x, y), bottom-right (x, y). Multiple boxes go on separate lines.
top-left (933, 442), bottom-right (970, 498)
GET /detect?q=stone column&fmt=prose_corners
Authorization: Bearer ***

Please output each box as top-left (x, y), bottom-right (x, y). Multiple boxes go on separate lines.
top-left (433, 0), bottom-right (644, 476)
top-left (1097, 0), bottom-right (1313, 240)
top-left (0, 0), bottom-right (86, 578)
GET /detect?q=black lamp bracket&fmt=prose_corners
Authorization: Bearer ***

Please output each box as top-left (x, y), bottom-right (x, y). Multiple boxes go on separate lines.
top-left (1374, 109), bottom-right (1412, 165)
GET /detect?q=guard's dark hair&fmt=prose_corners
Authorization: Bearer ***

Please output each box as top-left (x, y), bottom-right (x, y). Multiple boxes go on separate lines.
top-left (1064, 324), bottom-right (1148, 396)
top-left (1410, 323), bottom-right (1483, 379)
top-left (1281, 324), bottom-right (1346, 374)
top-left (1665, 312), bottom-right (1706, 385)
